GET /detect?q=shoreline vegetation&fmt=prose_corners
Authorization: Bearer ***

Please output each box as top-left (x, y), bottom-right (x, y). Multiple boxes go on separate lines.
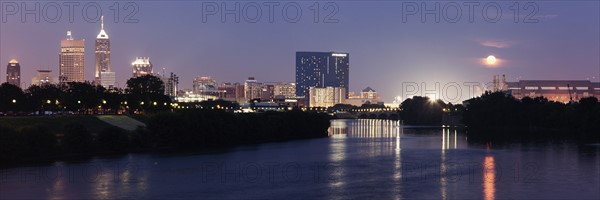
top-left (463, 92), bottom-right (600, 142)
top-left (2, 78), bottom-right (599, 167)
top-left (0, 110), bottom-right (331, 167)
top-left (396, 92), bottom-right (599, 142)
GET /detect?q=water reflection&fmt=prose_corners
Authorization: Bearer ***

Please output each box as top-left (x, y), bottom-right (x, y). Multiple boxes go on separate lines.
top-left (441, 128), bottom-right (460, 150)
top-left (93, 163), bottom-right (113, 199)
top-left (1, 119), bottom-right (598, 199)
top-left (328, 119), bottom-right (404, 199)
top-left (328, 120), bottom-right (349, 136)
top-left (394, 121), bottom-right (402, 200)
top-left (49, 162), bottom-right (65, 200)
top-left (329, 119), bottom-right (400, 138)
top-left (483, 155), bottom-right (496, 200)
top-left (440, 129), bottom-right (448, 200)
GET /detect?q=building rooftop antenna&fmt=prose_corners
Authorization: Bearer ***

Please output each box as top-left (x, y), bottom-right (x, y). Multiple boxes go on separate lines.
top-left (67, 31), bottom-right (73, 40)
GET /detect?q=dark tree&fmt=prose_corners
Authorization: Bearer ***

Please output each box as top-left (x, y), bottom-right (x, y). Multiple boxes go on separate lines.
top-left (0, 83), bottom-right (27, 113)
top-left (25, 84), bottom-right (64, 114)
top-left (126, 75), bottom-right (165, 95)
top-left (62, 82), bottom-right (104, 113)
top-left (126, 75), bottom-right (171, 113)
top-left (400, 96), bottom-right (446, 125)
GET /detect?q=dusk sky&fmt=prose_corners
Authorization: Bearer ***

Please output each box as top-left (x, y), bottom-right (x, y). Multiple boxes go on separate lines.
top-left (1, 1), bottom-right (599, 102)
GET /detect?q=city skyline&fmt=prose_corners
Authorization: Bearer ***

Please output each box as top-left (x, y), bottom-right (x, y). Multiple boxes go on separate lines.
top-left (1, 2), bottom-right (599, 199)
top-left (1, 1), bottom-right (599, 102)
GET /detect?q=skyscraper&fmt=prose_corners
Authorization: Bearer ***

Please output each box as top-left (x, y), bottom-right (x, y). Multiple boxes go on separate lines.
top-left (244, 77), bottom-right (262, 100)
top-left (95, 16), bottom-right (113, 87)
top-left (296, 52), bottom-right (349, 98)
top-left (132, 57), bottom-right (153, 78)
top-left (100, 72), bottom-right (116, 88)
top-left (31, 70), bottom-right (58, 86)
top-left (59, 31), bottom-right (85, 83)
top-left (164, 72), bottom-right (179, 98)
top-left (6, 59), bottom-right (21, 87)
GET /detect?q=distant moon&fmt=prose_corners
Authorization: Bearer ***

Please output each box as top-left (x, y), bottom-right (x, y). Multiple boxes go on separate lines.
top-left (486, 55), bottom-right (497, 65)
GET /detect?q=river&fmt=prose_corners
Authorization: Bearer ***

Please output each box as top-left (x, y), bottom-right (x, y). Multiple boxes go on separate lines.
top-left (1, 119), bottom-right (599, 199)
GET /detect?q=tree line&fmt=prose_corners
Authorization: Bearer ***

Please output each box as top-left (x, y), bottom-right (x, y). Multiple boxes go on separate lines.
top-left (396, 93), bottom-right (599, 141)
top-left (462, 91), bottom-right (600, 141)
top-left (0, 75), bottom-right (172, 114)
top-left (398, 96), bottom-right (464, 125)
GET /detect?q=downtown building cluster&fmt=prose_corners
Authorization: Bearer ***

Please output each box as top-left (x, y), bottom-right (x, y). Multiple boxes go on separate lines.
top-left (2, 19), bottom-right (382, 108)
top-left (174, 51), bottom-right (381, 108)
top-left (2, 16), bottom-right (115, 88)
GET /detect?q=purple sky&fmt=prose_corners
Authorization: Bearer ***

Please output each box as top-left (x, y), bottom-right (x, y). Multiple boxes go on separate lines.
top-left (1, 1), bottom-right (599, 102)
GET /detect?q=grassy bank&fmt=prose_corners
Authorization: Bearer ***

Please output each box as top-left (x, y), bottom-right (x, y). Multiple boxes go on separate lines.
top-left (0, 115), bottom-right (116, 134)
top-left (0, 111), bottom-right (331, 167)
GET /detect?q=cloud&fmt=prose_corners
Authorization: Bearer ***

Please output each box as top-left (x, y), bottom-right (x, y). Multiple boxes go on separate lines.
top-left (479, 40), bottom-right (514, 49)
top-left (533, 14), bottom-right (559, 20)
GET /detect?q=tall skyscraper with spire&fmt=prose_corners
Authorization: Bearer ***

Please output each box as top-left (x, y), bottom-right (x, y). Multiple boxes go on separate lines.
top-left (95, 16), bottom-right (115, 88)
top-left (59, 31), bottom-right (85, 83)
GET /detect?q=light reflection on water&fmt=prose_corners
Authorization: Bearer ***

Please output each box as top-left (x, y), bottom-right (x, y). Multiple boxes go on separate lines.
top-left (0, 119), bottom-right (598, 199)
top-left (483, 155), bottom-right (496, 200)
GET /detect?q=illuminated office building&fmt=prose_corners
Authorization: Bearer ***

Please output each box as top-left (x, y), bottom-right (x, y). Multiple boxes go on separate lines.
top-left (6, 59), bottom-right (21, 87)
top-left (244, 77), bottom-right (262, 100)
top-left (309, 86), bottom-right (346, 108)
top-left (31, 70), bottom-right (58, 86)
top-left (296, 51), bottom-right (349, 98)
top-left (59, 31), bottom-right (85, 83)
top-left (95, 16), bottom-right (113, 87)
top-left (273, 82), bottom-right (296, 98)
top-left (132, 57), bottom-right (153, 78)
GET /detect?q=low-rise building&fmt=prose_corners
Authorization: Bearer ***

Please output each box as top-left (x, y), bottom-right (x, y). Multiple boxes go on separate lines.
top-left (505, 80), bottom-right (600, 103)
top-left (31, 70), bottom-right (58, 86)
top-left (309, 87), bottom-right (345, 108)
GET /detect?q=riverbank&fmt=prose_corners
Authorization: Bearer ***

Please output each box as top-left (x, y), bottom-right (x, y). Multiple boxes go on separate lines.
top-left (0, 111), bottom-right (331, 167)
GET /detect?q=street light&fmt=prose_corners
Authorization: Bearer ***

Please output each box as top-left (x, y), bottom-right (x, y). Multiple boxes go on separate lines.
top-left (102, 100), bottom-right (107, 104)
